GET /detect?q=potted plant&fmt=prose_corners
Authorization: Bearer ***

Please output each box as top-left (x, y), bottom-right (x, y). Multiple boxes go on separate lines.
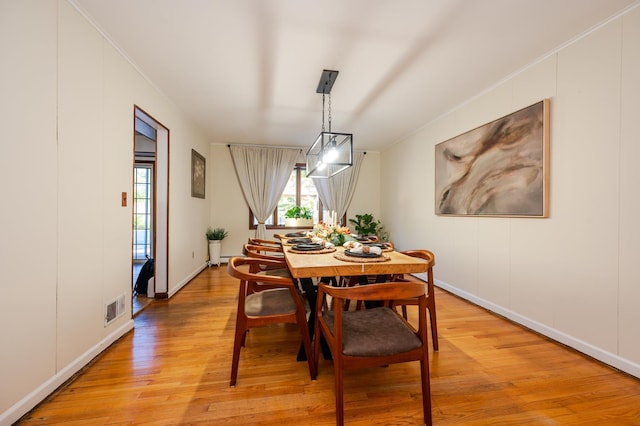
top-left (284, 206), bottom-right (313, 227)
top-left (348, 213), bottom-right (388, 241)
top-left (206, 227), bottom-right (228, 267)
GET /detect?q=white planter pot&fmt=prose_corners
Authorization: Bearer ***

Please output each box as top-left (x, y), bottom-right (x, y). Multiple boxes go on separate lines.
top-left (284, 218), bottom-right (313, 228)
top-left (208, 240), bottom-right (222, 266)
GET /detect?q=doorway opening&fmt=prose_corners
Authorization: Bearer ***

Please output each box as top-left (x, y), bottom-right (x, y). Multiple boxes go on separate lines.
top-left (132, 106), bottom-right (169, 316)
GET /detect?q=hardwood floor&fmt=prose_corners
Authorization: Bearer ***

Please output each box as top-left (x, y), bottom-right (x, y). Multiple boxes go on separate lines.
top-left (18, 266), bottom-right (640, 425)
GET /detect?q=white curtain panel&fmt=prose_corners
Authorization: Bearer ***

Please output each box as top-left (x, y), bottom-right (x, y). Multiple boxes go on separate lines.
top-left (313, 152), bottom-right (365, 224)
top-left (229, 145), bottom-right (301, 239)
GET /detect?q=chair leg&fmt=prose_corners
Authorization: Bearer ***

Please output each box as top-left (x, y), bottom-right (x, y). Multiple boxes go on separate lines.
top-left (428, 305), bottom-right (439, 351)
top-left (240, 329), bottom-right (248, 347)
top-left (297, 306), bottom-right (316, 380)
top-left (420, 357), bottom-right (433, 426)
top-left (313, 318), bottom-right (321, 374)
top-left (334, 359), bottom-right (345, 426)
top-left (230, 316), bottom-right (246, 386)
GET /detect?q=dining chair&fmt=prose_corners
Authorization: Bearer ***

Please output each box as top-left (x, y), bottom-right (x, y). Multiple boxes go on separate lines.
top-left (314, 281), bottom-right (432, 426)
top-left (243, 243), bottom-right (326, 360)
top-left (227, 256), bottom-right (316, 386)
top-left (390, 249), bottom-right (438, 351)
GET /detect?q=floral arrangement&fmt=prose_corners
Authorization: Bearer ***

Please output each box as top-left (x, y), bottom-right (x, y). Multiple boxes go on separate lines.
top-left (309, 222), bottom-right (355, 246)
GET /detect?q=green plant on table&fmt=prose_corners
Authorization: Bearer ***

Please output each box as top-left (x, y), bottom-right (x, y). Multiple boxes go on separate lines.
top-left (348, 213), bottom-right (387, 241)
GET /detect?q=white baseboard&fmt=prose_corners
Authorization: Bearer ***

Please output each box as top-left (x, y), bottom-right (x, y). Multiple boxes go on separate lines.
top-left (1, 320), bottom-right (134, 425)
top-left (435, 279), bottom-right (640, 379)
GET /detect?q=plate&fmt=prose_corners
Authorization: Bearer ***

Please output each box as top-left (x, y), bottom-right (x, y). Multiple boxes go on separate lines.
top-left (345, 249), bottom-right (382, 258)
top-left (292, 243), bottom-right (324, 251)
top-left (289, 237), bottom-right (312, 244)
top-left (362, 242), bottom-right (386, 249)
top-left (285, 232), bottom-right (306, 237)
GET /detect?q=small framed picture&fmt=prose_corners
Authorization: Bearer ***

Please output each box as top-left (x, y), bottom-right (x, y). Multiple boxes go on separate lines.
top-left (191, 149), bottom-right (206, 199)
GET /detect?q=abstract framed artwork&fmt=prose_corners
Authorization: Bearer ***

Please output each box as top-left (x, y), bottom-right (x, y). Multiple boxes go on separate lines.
top-left (435, 99), bottom-right (549, 217)
top-left (191, 149), bottom-right (206, 199)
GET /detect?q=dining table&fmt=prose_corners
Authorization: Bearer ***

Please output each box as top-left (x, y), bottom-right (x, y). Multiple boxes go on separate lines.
top-left (276, 234), bottom-right (429, 360)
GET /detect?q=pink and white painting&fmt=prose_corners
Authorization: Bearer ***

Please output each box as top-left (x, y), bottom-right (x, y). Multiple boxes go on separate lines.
top-left (435, 100), bottom-right (549, 217)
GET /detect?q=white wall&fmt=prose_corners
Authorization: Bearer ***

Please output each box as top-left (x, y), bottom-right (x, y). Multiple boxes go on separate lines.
top-left (208, 145), bottom-right (381, 258)
top-left (381, 6), bottom-right (640, 377)
top-left (0, 1), bottom-right (211, 423)
top-left (0, 1), bottom-right (59, 418)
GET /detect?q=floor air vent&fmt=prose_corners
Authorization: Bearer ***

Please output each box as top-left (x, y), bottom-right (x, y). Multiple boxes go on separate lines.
top-left (105, 293), bottom-right (126, 326)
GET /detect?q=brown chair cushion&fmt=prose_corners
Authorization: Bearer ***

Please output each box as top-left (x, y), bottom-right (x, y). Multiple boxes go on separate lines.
top-left (245, 288), bottom-right (296, 316)
top-left (324, 307), bottom-right (422, 357)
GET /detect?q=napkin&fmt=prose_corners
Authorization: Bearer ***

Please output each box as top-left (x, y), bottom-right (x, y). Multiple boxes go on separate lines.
top-left (348, 245), bottom-right (382, 255)
top-left (342, 241), bottom-right (362, 250)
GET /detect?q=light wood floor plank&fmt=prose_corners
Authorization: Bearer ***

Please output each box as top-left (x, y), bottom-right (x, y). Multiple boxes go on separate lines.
top-left (17, 266), bottom-right (640, 425)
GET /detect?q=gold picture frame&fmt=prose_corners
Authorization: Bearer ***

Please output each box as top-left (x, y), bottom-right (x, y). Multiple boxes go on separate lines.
top-left (435, 99), bottom-right (549, 217)
top-left (191, 149), bottom-right (206, 199)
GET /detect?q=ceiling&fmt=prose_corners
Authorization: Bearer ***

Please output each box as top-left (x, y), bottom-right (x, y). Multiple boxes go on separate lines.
top-left (71, 0), bottom-right (638, 151)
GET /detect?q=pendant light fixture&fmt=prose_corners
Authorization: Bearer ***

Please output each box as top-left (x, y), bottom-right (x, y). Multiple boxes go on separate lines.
top-left (306, 69), bottom-right (353, 178)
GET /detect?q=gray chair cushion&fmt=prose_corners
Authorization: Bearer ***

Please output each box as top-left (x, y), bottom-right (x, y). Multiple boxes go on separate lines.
top-left (324, 307), bottom-right (422, 357)
top-left (245, 288), bottom-right (296, 316)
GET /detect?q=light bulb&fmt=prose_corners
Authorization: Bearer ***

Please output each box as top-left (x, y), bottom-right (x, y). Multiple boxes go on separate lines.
top-left (323, 147), bottom-right (338, 163)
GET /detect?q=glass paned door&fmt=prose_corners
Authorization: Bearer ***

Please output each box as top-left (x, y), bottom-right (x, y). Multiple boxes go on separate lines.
top-left (133, 165), bottom-right (153, 260)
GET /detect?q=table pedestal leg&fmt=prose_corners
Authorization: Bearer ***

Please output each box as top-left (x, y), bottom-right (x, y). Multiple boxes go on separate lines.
top-left (297, 277), bottom-right (332, 361)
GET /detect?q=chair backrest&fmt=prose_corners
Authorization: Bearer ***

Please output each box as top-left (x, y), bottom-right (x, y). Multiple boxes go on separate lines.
top-left (227, 256), bottom-right (294, 291)
top-left (243, 243), bottom-right (287, 272)
top-left (320, 280), bottom-right (426, 303)
top-left (243, 243), bottom-right (284, 259)
top-left (400, 249), bottom-right (435, 268)
top-left (248, 237), bottom-right (282, 247)
top-left (317, 281), bottom-right (429, 334)
top-left (394, 250), bottom-right (435, 286)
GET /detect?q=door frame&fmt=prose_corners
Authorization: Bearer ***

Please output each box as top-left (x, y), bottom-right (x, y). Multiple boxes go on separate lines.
top-left (134, 106), bottom-right (170, 299)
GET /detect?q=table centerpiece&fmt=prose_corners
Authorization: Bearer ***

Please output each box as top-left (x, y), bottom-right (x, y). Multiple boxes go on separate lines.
top-left (309, 222), bottom-right (356, 246)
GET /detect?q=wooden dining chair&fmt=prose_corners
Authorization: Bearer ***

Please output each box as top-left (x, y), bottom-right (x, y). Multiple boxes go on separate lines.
top-left (314, 281), bottom-right (432, 426)
top-left (390, 249), bottom-right (438, 351)
top-left (227, 256), bottom-right (316, 386)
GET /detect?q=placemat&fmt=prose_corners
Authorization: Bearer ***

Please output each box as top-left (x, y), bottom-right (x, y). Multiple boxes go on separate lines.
top-left (333, 252), bottom-right (391, 263)
top-left (288, 247), bottom-right (337, 254)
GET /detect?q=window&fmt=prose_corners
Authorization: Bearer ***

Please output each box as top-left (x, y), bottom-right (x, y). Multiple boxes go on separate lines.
top-left (249, 164), bottom-right (323, 229)
top-left (133, 164), bottom-right (153, 260)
